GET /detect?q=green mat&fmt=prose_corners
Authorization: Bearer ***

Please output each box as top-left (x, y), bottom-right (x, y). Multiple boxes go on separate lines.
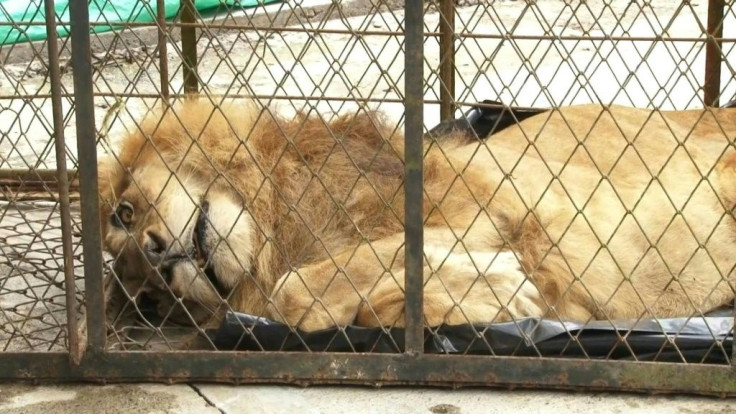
top-left (0, 0), bottom-right (280, 45)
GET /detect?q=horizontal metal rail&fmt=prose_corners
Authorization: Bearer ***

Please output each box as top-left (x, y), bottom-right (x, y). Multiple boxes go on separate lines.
top-left (0, 352), bottom-right (734, 396)
top-left (4, 20), bottom-right (736, 42)
top-left (0, 169), bottom-right (80, 201)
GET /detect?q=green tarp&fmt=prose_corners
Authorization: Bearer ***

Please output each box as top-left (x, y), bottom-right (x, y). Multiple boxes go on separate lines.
top-left (0, 0), bottom-right (279, 45)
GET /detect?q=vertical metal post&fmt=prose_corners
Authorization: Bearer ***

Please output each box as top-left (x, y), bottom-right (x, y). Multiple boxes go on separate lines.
top-left (705, 0), bottom-right (724, 107)
top-left (44, 0), bottom-right (82, 364)
top-left (69, 0), bottom-right (106, 352)
top-left (157, 0), bottom-right (170, 101)
top-left (181, 0), bottom-right (198, 94)
top-left (404, 0), bottom-right (424, 354)
top-left (439, 0), bottom-right (455, 120)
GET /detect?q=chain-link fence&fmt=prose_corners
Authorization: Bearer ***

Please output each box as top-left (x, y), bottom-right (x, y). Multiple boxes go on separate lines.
top-left (1, 0), bottom-right (735, 393)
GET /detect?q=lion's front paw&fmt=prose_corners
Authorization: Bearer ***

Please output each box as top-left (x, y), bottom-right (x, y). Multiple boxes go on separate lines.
top-left (267, 271), bottom-right (356, 332)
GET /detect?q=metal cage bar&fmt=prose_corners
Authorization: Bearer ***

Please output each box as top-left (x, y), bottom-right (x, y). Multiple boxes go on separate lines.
top-left (181, 0), bottom-right (199, 94)
top-left (69, 0), bottom-right (105, 353)
top-left (0, 352), bottom-right (735, 396)
top-left (439, 0), bottom-right (455, 120)
top-left (157, 0), bottom-right (171, 101)
top-left (403, 0), bottom-right (425, 355)
top-left (705, 0), bottom-right (725, 107)
top-left (43, 0), bottom-right (82, 364)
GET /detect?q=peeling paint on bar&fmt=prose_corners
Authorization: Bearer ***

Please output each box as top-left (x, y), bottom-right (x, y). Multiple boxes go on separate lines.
top-left (1, 353), bottom-right (736, 396)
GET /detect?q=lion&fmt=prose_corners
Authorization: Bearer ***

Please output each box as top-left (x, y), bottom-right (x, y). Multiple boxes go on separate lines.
top-left (99, 99), bottom-right (736, 332)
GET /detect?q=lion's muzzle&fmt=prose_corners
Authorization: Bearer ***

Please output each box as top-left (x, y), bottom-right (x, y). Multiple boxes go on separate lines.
top-left (139, 200), bottom-right (220, 291)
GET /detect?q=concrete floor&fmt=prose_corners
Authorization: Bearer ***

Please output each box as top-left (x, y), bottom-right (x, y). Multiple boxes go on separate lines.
top-left (0, 383), bottom-right (734, 413)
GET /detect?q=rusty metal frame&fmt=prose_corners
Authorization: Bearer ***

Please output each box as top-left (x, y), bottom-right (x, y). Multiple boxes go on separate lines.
top-left (43, 0), bottom-right (83, 365)
top-left (705, 0), bottom-right (725, 106)
top-left (180, 0), bottom-right (198, 94)
top-left (0, 0), bottom-right (735, 396)
top-left (1, 352), bottom-right (735, 395)
top-left (68, 0), bottom-right (107, 356)
top-left (157, 0), bottom-right (171, 101)
top-left (404, 0), bottom-right (425, 356)
top-left (439, 0), bottom-right (455, 120)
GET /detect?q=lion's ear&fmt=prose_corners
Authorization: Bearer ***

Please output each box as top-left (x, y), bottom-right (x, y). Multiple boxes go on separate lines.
top-left (97, 156), bottom-right (126, 236)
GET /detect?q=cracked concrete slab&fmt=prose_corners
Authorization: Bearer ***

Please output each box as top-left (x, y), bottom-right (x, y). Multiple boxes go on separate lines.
top-left (0, 383), bottom-right (221, 414)
top-left (1, 383), bottom-right (735, 413)
top-left (194, 385), bottom-right (736, 414)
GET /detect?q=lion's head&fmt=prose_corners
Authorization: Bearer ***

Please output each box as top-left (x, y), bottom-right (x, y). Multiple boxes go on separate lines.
top-left (99, 99), bottom-right (408, 328)
top-left (98, 100), bottom-right (273, 325)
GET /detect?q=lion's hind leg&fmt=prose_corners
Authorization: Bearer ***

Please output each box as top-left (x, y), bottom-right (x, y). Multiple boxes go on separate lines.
top-left (356, 250), bottom-right (546, 328)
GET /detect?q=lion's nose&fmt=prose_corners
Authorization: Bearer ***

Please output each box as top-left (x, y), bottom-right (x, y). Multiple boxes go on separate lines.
top-left (143, 229), bottom-right (169, 264)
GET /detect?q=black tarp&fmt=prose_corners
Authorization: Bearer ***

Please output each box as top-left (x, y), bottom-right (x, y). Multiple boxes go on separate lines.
top-left (212, 310), bottom-right (733, 363)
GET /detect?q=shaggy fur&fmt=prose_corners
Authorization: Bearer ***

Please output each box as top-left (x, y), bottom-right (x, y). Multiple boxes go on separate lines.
top-left (99, 100), bottom-right (736, 331)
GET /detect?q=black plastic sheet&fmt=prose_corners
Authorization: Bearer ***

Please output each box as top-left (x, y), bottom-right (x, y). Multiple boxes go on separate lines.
top-left (425, 100), bottom-right (547, 140)
top-left (212, 310), bottom-right (733, 363)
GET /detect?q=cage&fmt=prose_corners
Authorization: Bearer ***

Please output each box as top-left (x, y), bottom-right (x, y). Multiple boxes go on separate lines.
top-left (0, 0), bottom-right (735, 394)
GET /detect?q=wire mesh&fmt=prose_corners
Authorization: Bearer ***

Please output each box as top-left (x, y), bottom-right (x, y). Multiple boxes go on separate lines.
top-left (0, 0), bottom-right (735, 391)
top-left (0, 0), bottom-right (82, 354)
top-left (0, 201), bottom-right (83, 352)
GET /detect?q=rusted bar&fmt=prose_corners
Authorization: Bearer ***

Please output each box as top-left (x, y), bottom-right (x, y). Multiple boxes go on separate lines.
top-left (180, 0), bottom-right (198, 94)
top-left (157, 0), bottom-right (170, 101)
top-left (0, 92), bottom-right (499, 107)
top-left (56, 20), bottom-right (736, 41)
top-left (439, 0), bottom-right (455, 120)
top-left (0, 352), bottom-right (735, 395)
top-left (0, 169), bottom-right (80, 202)
top-left (43, 0), bottom-right (82, 365)
top-left (11, 18), bottom-right (736, 42)
top-left (705, 0), bottom-right (725, 107)
top-left (0, 168), bottom-right (77, 181)
top-left (0, 193), bottom-right (80, 202)
top-left (69, 0), bottom-right (106, 353)
top-left (404, 0), bottom-right (424, 355)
